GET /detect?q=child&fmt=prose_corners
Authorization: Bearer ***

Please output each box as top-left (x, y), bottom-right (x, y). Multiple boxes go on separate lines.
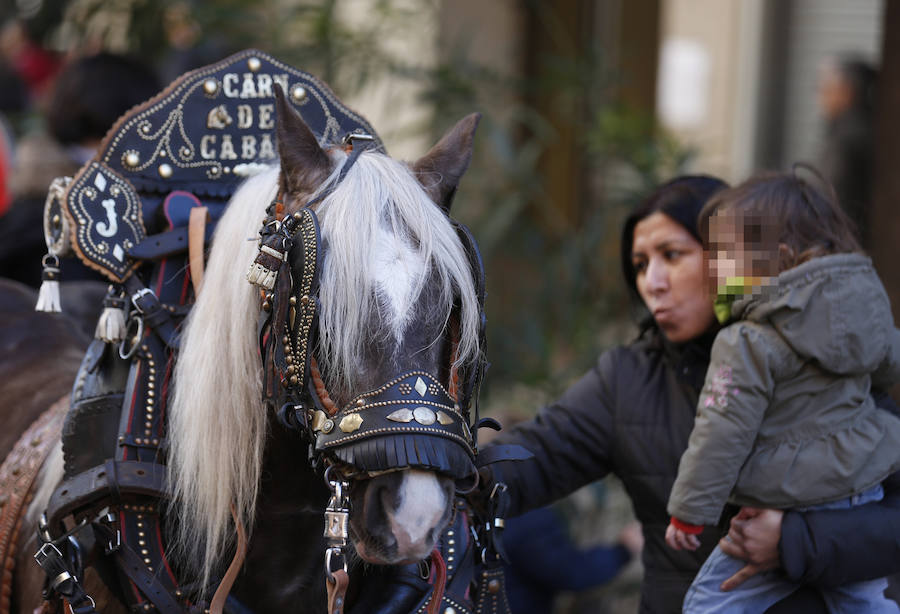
top-left (664, 171), bottom-right (900, 613)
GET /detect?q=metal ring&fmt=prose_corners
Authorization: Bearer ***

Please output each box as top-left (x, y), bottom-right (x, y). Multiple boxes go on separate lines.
top-left (325, 547), bottom-right (347, 582)
top-left (118, 315), bottom-right (144, 360)
top-left (41, 254), bottom-right (60, 268)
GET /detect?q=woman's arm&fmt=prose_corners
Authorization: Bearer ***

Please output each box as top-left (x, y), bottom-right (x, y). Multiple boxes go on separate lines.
top-left (779, 472), bottom-right (900, 586)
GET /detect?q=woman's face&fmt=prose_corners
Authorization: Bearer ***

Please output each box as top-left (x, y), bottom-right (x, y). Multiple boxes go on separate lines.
top-left (631, 212), bottom-right (715, 343)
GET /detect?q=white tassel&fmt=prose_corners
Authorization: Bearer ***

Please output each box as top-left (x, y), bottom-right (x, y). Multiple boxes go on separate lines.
top-left (35, 265), bottom-right (62, 313)
top-left (247, 262), bottom-right (277, 290)
top-left (95, 294), bottom-right (128, 343)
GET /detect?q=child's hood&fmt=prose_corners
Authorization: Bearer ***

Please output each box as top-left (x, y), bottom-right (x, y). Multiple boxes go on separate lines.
top-left (736, 253), bottom-right (895, 375)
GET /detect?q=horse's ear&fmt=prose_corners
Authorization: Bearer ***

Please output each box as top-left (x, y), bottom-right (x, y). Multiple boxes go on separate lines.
top-left (274, 83), bottom-right (332, 198)
top-left (412, 113), bottom-right (481, 212)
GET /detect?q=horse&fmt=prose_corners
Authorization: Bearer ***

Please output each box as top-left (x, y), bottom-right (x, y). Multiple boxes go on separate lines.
top-left (3, 85), bottom-right (485, 614)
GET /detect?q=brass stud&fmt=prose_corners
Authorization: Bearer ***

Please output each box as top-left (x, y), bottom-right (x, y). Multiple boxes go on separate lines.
top-left (158, 163), bottom-right (173, 179)
top-left (356, 398), bottom-right (365, 407)
top-left (262, 301), bottom-right (272, 312)
top-left (291, 85), bottom-right (307, 102)
top-left (289, 375), bottom-right (298, 385)
top-left (51, 214), bottom-right (61, 226)
top-left (124, 152), bottom-right (140, 168)
top-left (301, 295), bottom-right (310, 305)
top-left (487, 579), bottom-right (501, 594)
top-left (203, 79), bottom-right (219, 95)
top-left (289, 296), bottom-right (297, 306)
top-left (247, 57), bottom-right (262, 72)
top-left (293, 211), bottom-right (302, 220)
top-left (339, 414), bottom-right (364, 433)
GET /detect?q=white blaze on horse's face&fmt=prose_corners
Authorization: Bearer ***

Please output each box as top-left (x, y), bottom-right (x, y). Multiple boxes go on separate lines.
top-left (373, 222), bottom-right (424, 340)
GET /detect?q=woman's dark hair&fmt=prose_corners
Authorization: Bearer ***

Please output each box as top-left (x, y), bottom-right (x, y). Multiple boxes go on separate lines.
top-left (620, 175), bottom-right (728, 298)
top-left (698, 169), bottom-right (862, 271)
top-left (47, 53), bottom-right (160, 145)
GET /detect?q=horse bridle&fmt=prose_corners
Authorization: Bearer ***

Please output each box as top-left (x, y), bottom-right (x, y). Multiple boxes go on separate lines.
top-left (247, 132), bottom-right (489, 603)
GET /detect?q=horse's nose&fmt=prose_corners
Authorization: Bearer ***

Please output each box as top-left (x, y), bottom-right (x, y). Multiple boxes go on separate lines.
top-left (385, 470), bottom-right (448, 558)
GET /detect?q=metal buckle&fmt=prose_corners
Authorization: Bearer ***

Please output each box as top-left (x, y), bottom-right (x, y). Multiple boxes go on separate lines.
top-left (129, 287), bottom-right (155, 314)
top-left (34, 542), bottom-right (64, 570)
top-left (101, 511), bottom-right (121, 553)
top-left (341, 130), bottom-right (375, 146)
top-left (323, 466), bottom-right (351, 582)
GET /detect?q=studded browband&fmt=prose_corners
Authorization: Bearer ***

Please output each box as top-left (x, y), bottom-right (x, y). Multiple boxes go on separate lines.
top-left (314, 371), bottom-right (473, 453)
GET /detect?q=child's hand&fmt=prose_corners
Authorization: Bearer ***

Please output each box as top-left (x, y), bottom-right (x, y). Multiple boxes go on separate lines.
top-left (666, 521), bottom-right (701, 551)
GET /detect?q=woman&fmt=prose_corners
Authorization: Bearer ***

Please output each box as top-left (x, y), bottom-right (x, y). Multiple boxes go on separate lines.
top-left (484, 175), bottom-right (900, 613)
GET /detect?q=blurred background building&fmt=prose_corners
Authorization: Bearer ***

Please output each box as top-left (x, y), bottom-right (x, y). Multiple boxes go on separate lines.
top-left (1, 1), bottom-right (897, 611)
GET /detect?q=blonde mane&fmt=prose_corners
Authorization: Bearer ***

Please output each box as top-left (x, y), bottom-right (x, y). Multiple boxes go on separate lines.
top-left (167, 152), bottom-right (481, 585)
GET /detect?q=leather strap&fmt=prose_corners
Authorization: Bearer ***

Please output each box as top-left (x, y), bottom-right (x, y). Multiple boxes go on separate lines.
top-left (126, 225), bottom-right (214, 261)
top-left (188, 207), bottom-right (209, 296)
top-left (93, 523), bottom-right (182, 614)
top-left (209, 505), bottom-right (248, 614)
top-left (327, 569), bottom-right (349, 614)
top-left (426, 549), bottom-right (446, 614)
top-left (124, 277), bottom-right (180, 350)
top-left (46, 460), bottom-right (167, 529)
top-left (475, 444), bottom-right (533, 466)
top-left (0, 397), bottom-right (68, 614)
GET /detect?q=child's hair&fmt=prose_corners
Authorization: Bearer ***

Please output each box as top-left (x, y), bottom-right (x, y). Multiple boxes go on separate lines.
top-left (699, 169), bottom-right (862, 271)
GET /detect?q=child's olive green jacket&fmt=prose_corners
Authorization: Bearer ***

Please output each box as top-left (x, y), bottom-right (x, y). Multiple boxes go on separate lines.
top-left (668, 253), bottom-right (900, 526)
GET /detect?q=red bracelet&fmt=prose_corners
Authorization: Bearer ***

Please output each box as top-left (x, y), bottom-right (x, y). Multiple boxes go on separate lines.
top-left (670, 517), bottom-right (704, 535)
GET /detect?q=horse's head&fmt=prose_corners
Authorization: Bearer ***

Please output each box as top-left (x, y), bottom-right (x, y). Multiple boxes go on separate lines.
top-left (270, 88), bottom-right (483, 564)
top-left (167, 89), bottom-right (483, 582)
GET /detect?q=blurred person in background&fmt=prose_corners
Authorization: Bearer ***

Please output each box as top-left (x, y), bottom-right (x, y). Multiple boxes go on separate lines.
top-left (0, 19), bottom-right (61, 102)
top-left (0, 52), bottom-right (160, 286)
top-left (482, 175), bottom-right (900, 613)
top-left (817, 54), bottom-right (877, 247)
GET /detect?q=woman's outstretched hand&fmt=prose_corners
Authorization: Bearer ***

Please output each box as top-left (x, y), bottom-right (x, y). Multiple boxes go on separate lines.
top-left (718, 507), bottom-right (783, 591)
